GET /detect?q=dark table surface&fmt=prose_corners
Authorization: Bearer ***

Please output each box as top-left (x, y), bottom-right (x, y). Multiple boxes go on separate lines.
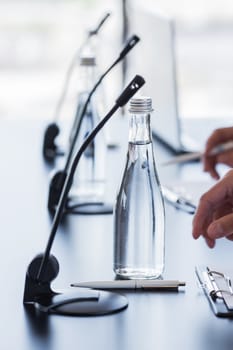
top-left (1, 118), bottom-right (233, 350)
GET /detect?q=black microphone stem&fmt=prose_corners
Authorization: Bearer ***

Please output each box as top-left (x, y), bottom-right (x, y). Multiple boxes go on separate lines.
top-left (89, 13), bottom-right (110, 36)
top-left (37, 104), bottom-right (118, 281)
top-left (53, 13), bottom-right (111, 123)
top-left (64, 58), bottom-right (121, 172)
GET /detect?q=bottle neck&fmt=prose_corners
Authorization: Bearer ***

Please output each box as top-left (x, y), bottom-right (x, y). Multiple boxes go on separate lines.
top-left (128, 113), bottom-right (152, 145)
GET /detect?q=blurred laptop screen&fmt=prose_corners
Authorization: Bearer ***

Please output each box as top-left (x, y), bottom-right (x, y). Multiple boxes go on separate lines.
top-left (127, 4), bottom-right (183, 152)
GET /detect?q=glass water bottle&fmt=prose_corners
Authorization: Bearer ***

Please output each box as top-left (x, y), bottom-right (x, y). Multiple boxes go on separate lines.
top-left (69, 55), bottom-right (106, 203)
top-left (113, 97), bottom-right (165, 279)
top-left (69, 55), bottom-right (97, 145)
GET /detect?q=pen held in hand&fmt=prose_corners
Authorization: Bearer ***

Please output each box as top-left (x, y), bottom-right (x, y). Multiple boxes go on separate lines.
top-left (70, 280), bottom-right (186, 291)
top-left (161, 140), bottom-right (233, 166)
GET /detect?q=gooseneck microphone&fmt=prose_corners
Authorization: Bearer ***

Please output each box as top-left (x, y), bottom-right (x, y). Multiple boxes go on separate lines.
top-left (48, 34), bottom-right (140, 213)
top-left (67, 35), bottom-right (140, 167)
top-left (24, 75), bottom-right (145, 316)
top-left (42, 12), bottom-right (111, 161)
top-left (88, 12), bottom-right (111, 36)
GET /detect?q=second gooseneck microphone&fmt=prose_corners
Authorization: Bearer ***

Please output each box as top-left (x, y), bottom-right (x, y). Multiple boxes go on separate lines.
top-left (48, 35), bottom-right (140, 213)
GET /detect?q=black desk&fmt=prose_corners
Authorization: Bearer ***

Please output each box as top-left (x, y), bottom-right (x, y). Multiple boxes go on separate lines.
top-left (1, 119), bottom-right (233, 350)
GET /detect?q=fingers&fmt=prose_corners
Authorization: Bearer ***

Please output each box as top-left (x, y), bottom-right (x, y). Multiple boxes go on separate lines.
top-left (216, 151), bottom-right (233, 167)
top-left (203, 151), bottom-right (233, 180)
top-left (207, 213), bottom-right (233, 239)
top-left (192, 126), bottom-right (233, 246)
top-left (192, 170), bottom-right (233, 245)
top-left (202, 154), bottom-right (219, 180)
top-left (205, 127), bottom-right (233, 153)
top-left (202, 127), bottom-right (233, 179)
top-left (226, 234), bottom-right (233, 241)
top-left (204, 236), bottom-right (216, 249)
top-left (192, 192), bottom-right (216, 240)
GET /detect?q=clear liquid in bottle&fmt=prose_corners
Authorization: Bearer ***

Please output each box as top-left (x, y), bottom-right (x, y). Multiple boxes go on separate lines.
top-left (113, 96), bottom-right (165, 279)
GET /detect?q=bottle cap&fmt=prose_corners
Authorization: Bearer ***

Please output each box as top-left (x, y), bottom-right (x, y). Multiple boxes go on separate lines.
top-left (129, 96), bottom-right (153, 113)
top-left (80, 56), bottom-right (96, 66)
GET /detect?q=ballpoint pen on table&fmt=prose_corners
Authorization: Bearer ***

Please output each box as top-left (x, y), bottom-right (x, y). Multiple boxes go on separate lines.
top-left (71, 280), bottom-right (186, 291)
top-left (161, 140), bottom-right (233, 166)
top-left (161, 186), bottom-right (196, 214)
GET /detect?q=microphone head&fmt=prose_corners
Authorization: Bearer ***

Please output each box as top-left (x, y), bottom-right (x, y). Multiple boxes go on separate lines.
top-left (88, 12), bottom-right (111, 36)
top-left (43, 123), bottom-right (60, 161)
top-left (48, 170), bottom-right (67, 212)
top-left (27, 253), bottom-right (59, 283)
top-left (119, 34), bottom-right (140, 59)
top-left (115, 75), bottom-right (145, 107)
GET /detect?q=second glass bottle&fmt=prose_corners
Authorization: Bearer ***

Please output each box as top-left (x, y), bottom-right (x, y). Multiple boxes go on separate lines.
top-left (69, 55), bottom-right (106, 203)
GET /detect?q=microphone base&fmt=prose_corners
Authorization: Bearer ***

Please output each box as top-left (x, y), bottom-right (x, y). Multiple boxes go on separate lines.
top-left (27, 289), bottom-right (128, 316)
top-left (43, 123), bottom-right (65, 162)
top-left (66, 201), bottom-right (113, 215)
top-left (44, 148), bottom-right (65, 163)
top-left (24, 254), bottom-right (128, 316)
top-left (48, 170), bottom-right (113, 215)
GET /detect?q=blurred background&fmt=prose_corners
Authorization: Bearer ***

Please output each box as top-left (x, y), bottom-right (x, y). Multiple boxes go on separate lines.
top-left (0, 0), bottom-right (233, 122)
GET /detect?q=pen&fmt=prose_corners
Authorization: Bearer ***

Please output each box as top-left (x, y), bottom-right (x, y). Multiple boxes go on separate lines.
top-left (70, 280), bottom-right (186, 291)
top-left (161, 185), bottom-right (196, 214)
top-left (161, 140), bottom-right (233, 166)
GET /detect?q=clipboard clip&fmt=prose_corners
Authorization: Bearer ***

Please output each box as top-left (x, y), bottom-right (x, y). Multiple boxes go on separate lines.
top-left (195, 265), bottom-right (233, 317)
top-left (204, 268), bottom-right (233, 299)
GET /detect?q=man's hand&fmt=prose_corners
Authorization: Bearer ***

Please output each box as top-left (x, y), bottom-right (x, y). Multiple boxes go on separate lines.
top-left (192, 169), bottom-right (233, 248)
top-left (203, 127), bottom-right (233, 179)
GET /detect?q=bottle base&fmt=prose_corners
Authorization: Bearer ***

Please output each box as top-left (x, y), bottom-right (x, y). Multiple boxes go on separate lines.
top-left (114, 267), bottom-right (163, 280)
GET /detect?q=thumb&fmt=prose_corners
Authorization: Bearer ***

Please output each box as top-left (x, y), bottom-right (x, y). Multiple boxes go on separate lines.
top-left (216, 152), bottom-right (233, 167)
top-left (207, 213), bottom-right (233, 239)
